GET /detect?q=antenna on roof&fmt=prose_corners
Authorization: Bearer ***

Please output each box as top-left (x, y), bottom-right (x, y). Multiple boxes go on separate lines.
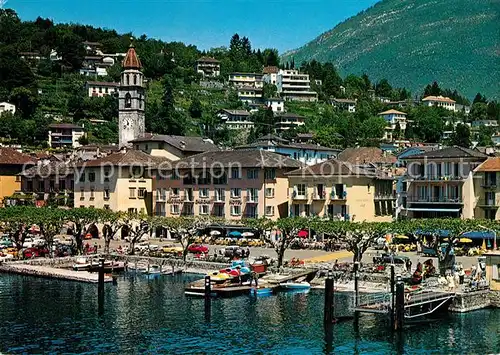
top-left (0, 0), bottom-right (8, 8)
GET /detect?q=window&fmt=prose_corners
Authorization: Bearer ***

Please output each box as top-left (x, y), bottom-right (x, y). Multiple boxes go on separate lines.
top-left (264, 168), bottom-right (276, 180)
top-left (125, 93), bottom-right (132, 108)
top-left (59, 179), bottom-right (66, 190)
top-left (104, 189), bottom-right (110, 200)
top-left (156, 188), bottom-right (161, 201)
top-left (199, 188), bottom-right (209, 198)
top-left (215, 188), bottom-right (225, 201)
top-left (129, 188), bottom-right (136, 198)
top-left (265, 206), bottom-right (275, 216)
top-left (104, 205), bottom-right (110, 210)
top-left (296, 184), bottom-right (306, 197)
top-left (247, 188), bottom-right (258, 202)
top-left (171, 204), bottom-right (180, 214)
top-left (133, 74), bottom-right (137, 85)
top-left (161, 188), bottom-right (167, 201)
top-left (128, 208), bottom-right (137, 214)
top-left (88, 172), bottom-right (95, 182)
top-left (90, 189), bottom-right (95, 200)
top-left (171, 171), bottom-right (180, 180)
top-left (79, 173), bottom-right (85, 183)
top-left (27, 180), bottom-right (33, 192)
top-left (265, 188), bottom-right (274, 198)
top-left (247, 169), bottom-right (259, 179)
top-left (231, 188), bottom-right (241, 198)
top-left (231, 205), bottom-right (241, 216)
top-left (49, 180), bottom-right (55, 191)
top-left (139, 94), bottom-right (143, 109)
top-left (213, 171), bottom-right (227, 185)
top-left (138, 188), bottom-right (146, 199)
top-left (15, 175), bottom-right (21, 182)
top-left (199, 205), bottom-right (209, 215)
top-left (231, 167), bottom-right (241, 179)
top-left (38, 180), bottom-right (44, 192)
top-left (171, 188), bottom-right (180, 196)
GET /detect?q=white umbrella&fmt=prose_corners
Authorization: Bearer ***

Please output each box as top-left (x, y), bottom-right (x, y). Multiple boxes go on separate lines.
top-left (242, 232), bottom-right (254, 237)
top-left (210, 230), bottom-right (221, 236)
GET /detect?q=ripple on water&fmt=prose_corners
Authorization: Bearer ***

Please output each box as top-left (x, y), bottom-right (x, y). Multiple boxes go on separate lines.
top-left (0, 274), bottom-right (499, 354)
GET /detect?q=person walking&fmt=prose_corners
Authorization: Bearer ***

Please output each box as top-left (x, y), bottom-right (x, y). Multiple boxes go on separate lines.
top-left (251, 270), bottom-right (259, 287)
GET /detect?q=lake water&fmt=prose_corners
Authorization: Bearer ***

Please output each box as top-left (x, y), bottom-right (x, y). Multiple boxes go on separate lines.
top-left (0, 273), bottom-right (499, 354)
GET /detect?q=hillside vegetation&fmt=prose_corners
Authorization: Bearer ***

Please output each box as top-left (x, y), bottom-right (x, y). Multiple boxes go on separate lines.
top-left (283, 0), bottom-right (500, 99)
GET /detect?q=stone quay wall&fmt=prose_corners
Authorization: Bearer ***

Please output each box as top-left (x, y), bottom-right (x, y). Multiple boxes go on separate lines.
top-left (449, 290), bottom-right (491, 312)
top-left (489, 290), bottom-right (500, 308)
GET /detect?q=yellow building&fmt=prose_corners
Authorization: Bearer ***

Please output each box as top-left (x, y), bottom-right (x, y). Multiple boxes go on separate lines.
top-left (286, 159), bottom-right (395, 222)
top-left (153, 150), bottom-right (303, 220)
top-left (473, 157), bottom-right (500, 220)
top-left (0, 148), bottom-right (35, 206)
top-left (484, 251), bottom-right (500, 291)
top-left (75, 149), bottom-right (167, 214)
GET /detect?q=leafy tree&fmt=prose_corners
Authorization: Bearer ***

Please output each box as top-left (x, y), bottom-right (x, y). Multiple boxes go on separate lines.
top-left (375, 79), bottom-right (392, 98)
top-left (470, 102), bottom-right (488, 121)
top-left (424, 81), bottom-right (441, 96)
top-left (473, 92), bottom-right (487, 104)
top-left (313, 126), bottom-right (342, 148)
top-left (477, 125), bottom-right (494, 146)
top-left (188, 97), bottom-right (202, 119)
top-left (9, 87), bottom-right (38, 119)
top-left (448, 123), bottom-right (471, 148)
top-left (252, 107), bottom-right (275, 137)
top-left (262, 83), bottom-right (278, 100)
top-left (56, 31), bottom-right (85, 70)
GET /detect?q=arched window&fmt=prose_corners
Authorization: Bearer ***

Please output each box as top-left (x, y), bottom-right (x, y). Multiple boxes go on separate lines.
top-left (139, 94), bottom-right (143, 109)
top-left (126, 75), bottom-right (129, 85)
top-left (133, 75), bottom-right (137, 85)
top-left (125, 93), bottom-right (132, 108)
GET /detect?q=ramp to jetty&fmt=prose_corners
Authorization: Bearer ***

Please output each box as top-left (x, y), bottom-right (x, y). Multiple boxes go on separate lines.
top-left (0, 263), bottom-right (112, 283)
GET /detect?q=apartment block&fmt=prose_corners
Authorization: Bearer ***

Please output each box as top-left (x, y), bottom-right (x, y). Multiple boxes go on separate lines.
top-left (153, 150), bottom-right (302, 220)
top-left (473, 157), bottom-right (500, 220)
top-left (286, 160), bottom-right (395, 222)
top-left (275, 69), bottom-right (318, 102)
top-left (403, 146), bottom-right (487, 219)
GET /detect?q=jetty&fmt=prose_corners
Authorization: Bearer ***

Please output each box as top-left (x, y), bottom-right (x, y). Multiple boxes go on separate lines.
top-left (0, 263), bottom-right (112, 283)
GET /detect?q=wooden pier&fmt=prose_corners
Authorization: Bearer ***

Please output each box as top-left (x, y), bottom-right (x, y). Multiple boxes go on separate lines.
top-left (0, 263), bottom-right (113, 284)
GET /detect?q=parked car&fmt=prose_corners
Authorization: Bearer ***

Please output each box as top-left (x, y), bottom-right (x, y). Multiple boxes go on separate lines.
top-left (162, 245), bottom-right (183, 255)
top-left (372, 253), bottom-right (409, 265)
top-left (23, 247), bottom-right (49, 259)
top-left (220, 245), bottom-right (246, 258)
top-left (188, 244), bottom-right (209, 254)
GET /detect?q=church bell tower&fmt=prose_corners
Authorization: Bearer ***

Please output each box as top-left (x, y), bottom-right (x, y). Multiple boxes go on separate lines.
top-left (118, 42), bottom-right (145, 148)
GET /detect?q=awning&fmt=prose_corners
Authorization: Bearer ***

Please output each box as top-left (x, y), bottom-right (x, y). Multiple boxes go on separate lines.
top-left (461, 231), bottom-right (495, 240)
top-left (415, 229), bottom-right (451, 237)
top-left (407, 208), bottom-right (460, 213)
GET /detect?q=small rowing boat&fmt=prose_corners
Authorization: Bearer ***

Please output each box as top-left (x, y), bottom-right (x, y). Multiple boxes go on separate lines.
top-left (280, 281), bottom-right (311, 290)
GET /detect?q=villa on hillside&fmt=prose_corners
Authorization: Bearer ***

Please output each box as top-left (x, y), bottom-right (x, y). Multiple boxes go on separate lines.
top-left (422, 95), bottom-right (457, 112)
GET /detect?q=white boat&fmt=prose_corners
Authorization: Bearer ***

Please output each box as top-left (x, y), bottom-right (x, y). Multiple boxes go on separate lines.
top-left (127, 262), bottom-right (149, 272)
top-left (142, 265), bottom-right (161, 275)
top-left (280, 281), bottom-right (311, 290)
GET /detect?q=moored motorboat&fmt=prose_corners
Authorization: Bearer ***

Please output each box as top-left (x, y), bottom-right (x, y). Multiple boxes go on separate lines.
top-left (280, 281), bottom-right (311, 290)
top-left (251, 287), bottom-right (273, 296)
top-left (142, 265), bottom-right (161, 275)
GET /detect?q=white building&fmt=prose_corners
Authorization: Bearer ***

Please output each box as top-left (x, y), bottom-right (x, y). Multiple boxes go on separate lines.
top-left (275, 113), bottom-right (306, 132)
top-left (0, 102), bottom-right (16, 115)
top-left (196, 57), bottom-right (221, 77)
top-left (263, 66), bottom-right (279, 85)
top-left (229, 73), bottom-right (263, 89)
top-left (422, 96), bottom-right (456, 111)
top-left (331, 98), bottom-right (356, 113)
top-left (86, 81), bottom-right (120, 98)
top-left (379, 109), bottom-right (407, 142)
top-left (217, 109), bottom-right (254, 130)
top-left (237, 86), bottom-right (263, 104)
top-left (275, 69), bottom-right (317, 102)
top-left (48, 123), bottom-right (85, 149)
top-left (265, 98), bottom-right (285, 113)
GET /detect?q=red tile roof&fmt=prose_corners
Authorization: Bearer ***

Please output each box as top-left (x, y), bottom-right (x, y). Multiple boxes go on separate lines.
top-left (263, 66), bottom-right (279, 74)
top-left (475, 157), bottom-right (500, 172)
top-left (122, 45), bottom-right (142, 70)
top-left (379, 109), bottom-right (407, 115)
top-left (0, 148), bottom-right (36, 165)
top-left (338, 147), bottom-right (397, 165)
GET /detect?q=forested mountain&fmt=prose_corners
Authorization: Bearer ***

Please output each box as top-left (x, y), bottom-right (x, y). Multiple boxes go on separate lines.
top-left (282, 0), bottom-right (500, 99)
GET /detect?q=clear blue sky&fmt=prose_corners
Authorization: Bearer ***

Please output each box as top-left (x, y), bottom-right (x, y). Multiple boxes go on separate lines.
top-left (9, 0), bottom-right (378, 53)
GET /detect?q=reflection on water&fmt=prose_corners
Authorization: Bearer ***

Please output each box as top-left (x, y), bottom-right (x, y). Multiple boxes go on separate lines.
top-left (0, 273), bottom-right (499, 354)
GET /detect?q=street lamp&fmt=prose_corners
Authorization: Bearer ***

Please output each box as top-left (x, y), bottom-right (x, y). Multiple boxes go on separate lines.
top-left (478, 224), bottom-right (497, 250)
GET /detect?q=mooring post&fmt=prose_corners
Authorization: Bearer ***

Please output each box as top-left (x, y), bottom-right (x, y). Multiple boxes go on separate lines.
top-left (390, 264), bottom-right (395, 328)
top-left (204, 275), bottom-right (211, 322)
top-left (98, 258), bottom-right (105, 315)
top-left (394, 277), bottom-right (404, 331)
top-left (324, 274), bottom-right (334, 325)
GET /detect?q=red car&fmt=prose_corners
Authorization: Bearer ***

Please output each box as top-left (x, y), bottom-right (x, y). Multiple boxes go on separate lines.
top-left (188, 244), bottom-right (209, 254)
top-left (23, 247), bottom-right (49, 259)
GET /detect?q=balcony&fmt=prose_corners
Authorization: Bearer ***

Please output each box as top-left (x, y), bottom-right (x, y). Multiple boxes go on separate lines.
top-left (212, 197), bottom-right (225, 204)
top-left (329, 192), bottom-right (347, 202)
top-left (244, 196), bottom-right (259, 204)
top-left (481, 181), bottom-right (497, 189)
top-left (408, 175), bottom-right (465, 182)
top-left (477, 200), bottom-right (499, 208)
top-left (313, 191), bottom-right (327, 200)
top-left (408, 196), bottom-right (463, 204)
top-left (292, 192), bottom-right (308, 201)
top-left (374, 194), bottom-right (397, 200)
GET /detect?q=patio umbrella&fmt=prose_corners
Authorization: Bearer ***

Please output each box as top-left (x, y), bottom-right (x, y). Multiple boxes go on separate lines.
top-left (242, 232), bottom-right (254, 237)
top-left (228, 231), bottom-right (242, 238)
top-left (394, 235), bottom-right (409, 239)
top-left (459, 238), bottom-right (473, 243)
top-left (297, 230), bottom-right (308, 238)
top-left (210, 230), bottom-right (221, 236)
